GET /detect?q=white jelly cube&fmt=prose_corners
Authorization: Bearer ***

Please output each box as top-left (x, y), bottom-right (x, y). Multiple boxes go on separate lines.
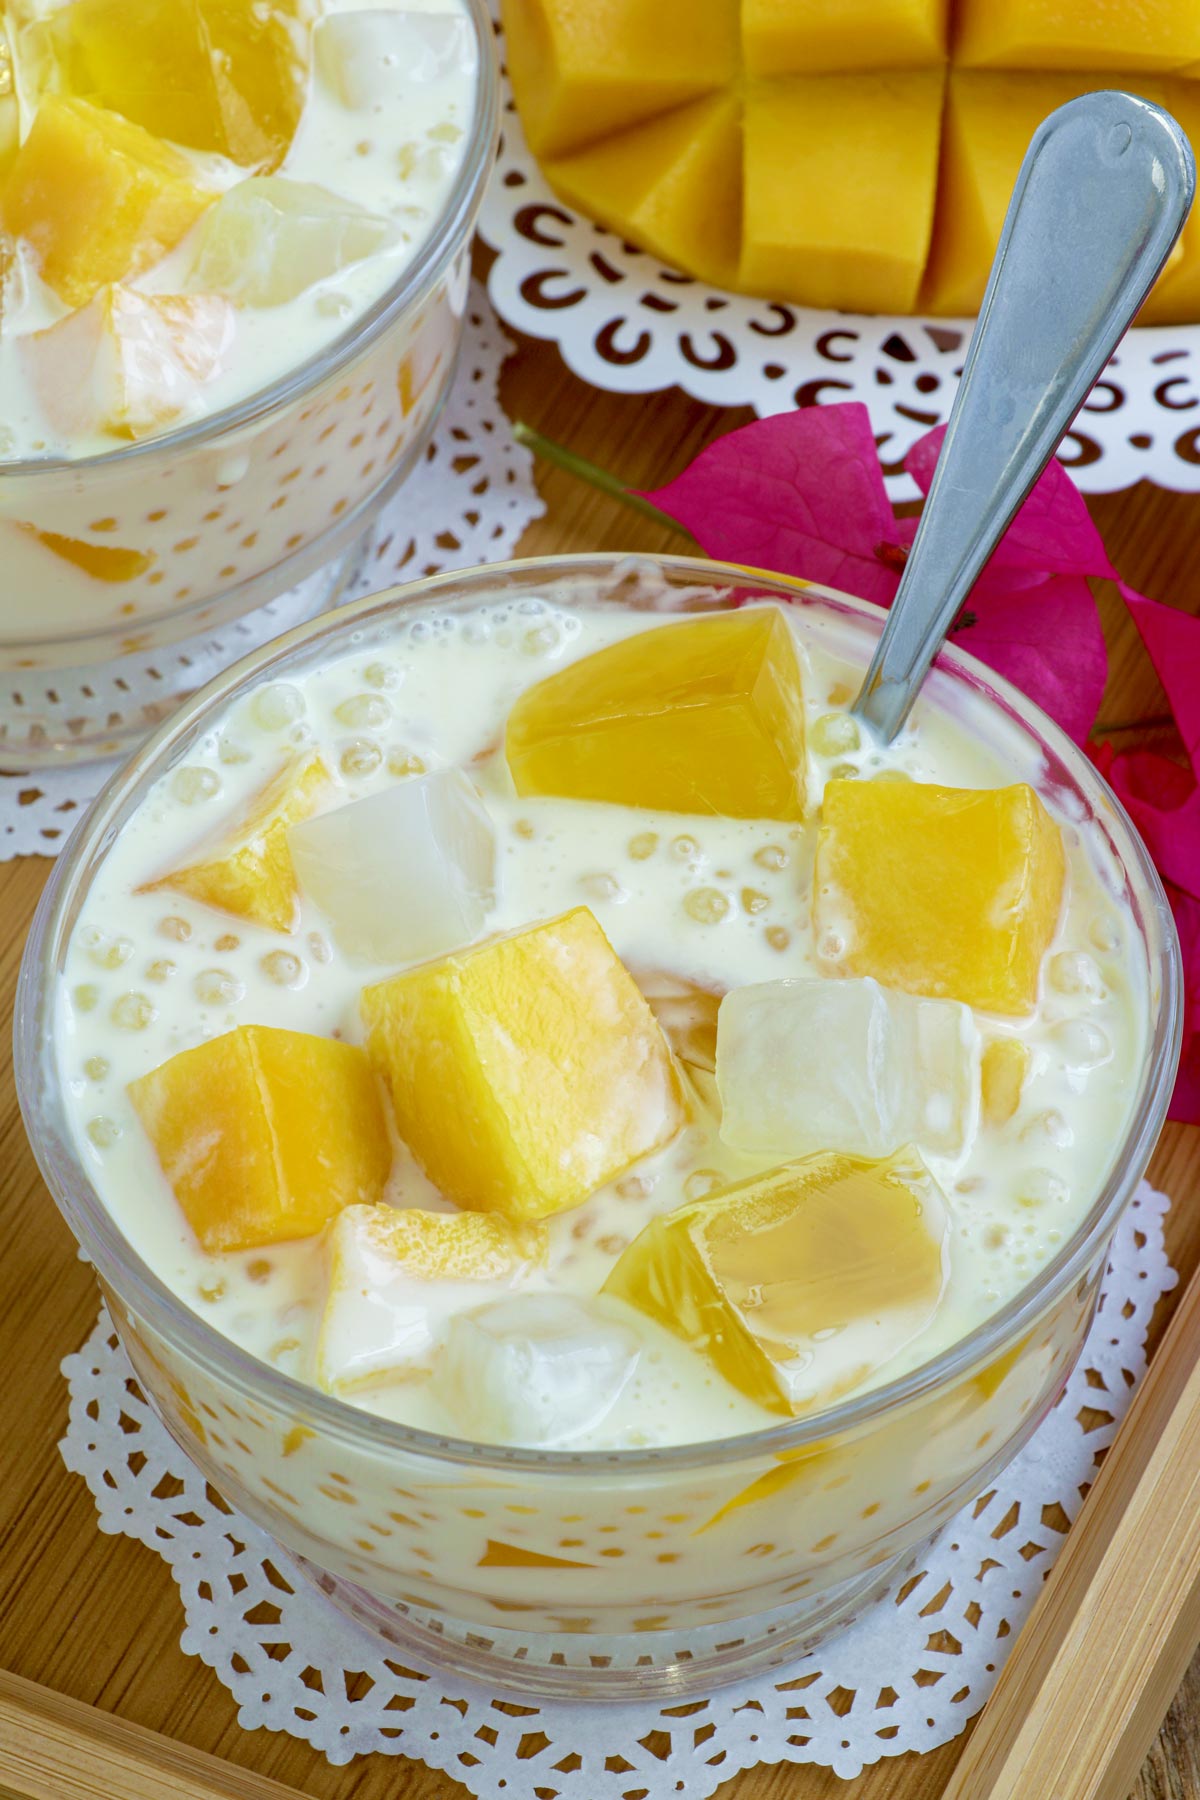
top-left (189, 177), bottom-right (396, 307)
top-left (430, 1294), bottom-right (640, 1447)
top-left (717, 976), bottom-right (979, 1160)
top-left (314, 8), bottom-right (477, 110)
top-left (288, 768), bottom-right (496, 965)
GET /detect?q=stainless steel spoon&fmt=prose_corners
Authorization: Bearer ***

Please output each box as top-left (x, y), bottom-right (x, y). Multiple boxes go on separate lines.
top-left (853, 89), bottom-right (1195, 742)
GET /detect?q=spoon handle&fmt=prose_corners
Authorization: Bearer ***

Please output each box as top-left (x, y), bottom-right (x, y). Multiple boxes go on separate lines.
top-left (854, 89), bottom-right (1194, 742)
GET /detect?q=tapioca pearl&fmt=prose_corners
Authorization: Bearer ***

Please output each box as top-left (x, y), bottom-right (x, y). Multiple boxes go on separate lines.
top-left (754, 843), bottom-right (789, 872)
top-left (363, 662), bottom-right (401, 690)
top-left (616, 1173), bottom-right (657, 1200)
top-left (171, 765), bottom-right (221, 805)
top-left (684, 887), bottom-right (731, 925)
top-left (1048, 950), bottom-right (1105, 999)
top-left (111, 991), bottom-right (156, 1030)
top-left (766, 925), bottom-right (792, 951)
top-left (308, 932), bottom-right (333, 965)
top-left (335, 693), bottom-right (391, 730)
top-left (262, 950), bottom-right (307, 989)
top-left (1050, 1019), bottom-right (1111, 1068)
top-left (197, 1276), bottom-right (225, 1303)
top-left (251, 683), bottom-right (305, 730)
top-left (159, 915), bottom-right (192, 942)
top-left (741, 886), bottom-right (770, 915)
top-left (82, 927), bottom-right (134, 970)
top-left (86, 1116), bottom-right (122, 1149)
top-left (218, 737), bottom-right (251, 765)
top-left (1016, 1168), bottom-right (1069, 1208)
top-left (580, 871), bottom-right (625, 903)
top-left (670, 833), bottom-right (701, 863)
top-left (340, 738), bottom-right (382, 777)
top-left (1022, 1108), bottom-right (1074, 1149)
top-left (810, 713), bottom-right (861, 758)
top-left (145, 959), bottom-right (176, 984)
top-left (386, 748), bottom-right (426, 777)
top-left (194, 969), bottom-right (243, 1006)
top-left (628, 831), bottom-right (658, 862)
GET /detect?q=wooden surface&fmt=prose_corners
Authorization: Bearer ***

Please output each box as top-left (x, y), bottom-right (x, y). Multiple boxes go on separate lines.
top-left (4, 287), bottom-right (1200, 1798)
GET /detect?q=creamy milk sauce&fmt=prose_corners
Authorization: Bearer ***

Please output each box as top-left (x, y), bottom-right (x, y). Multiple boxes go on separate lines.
top-left (53, 598), bottom-right (1146, 1448)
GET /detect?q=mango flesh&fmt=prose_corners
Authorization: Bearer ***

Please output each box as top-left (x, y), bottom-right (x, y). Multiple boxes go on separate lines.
top-left (45, 0), bottom-right (309, 171)
top-left (603, 1148), bottom-right (947, 1416)
top-left (544, 93), bottom-right (742, 290)
top-left (953, 0), bottom-right (1200, 71)
top-left (3, 96), bottom-right (214, 309)
top-left (743, 0), bottom-right (947, 75)
top-left (814, 778), bottom-right (1066, 1015)
top-left (980, 1036), bottom-right (1030, 1126)
top-left (128, 1025), bottom-right (391, 1254)
top-left (506, 608), bottom-right (807, 820)
top-left (741, 71), bottom-right (944, 313)
top-left (362, 905), bottom-right (686, 1222)
top-left (500, 0), bottom-right (738, 159)
top-left (142, 752), bottom-right (331, 934)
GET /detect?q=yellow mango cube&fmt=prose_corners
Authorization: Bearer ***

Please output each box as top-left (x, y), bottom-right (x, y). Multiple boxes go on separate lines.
top-left (362, 906), bottom-right (686, 1221)
top-left (0, 21), bottom-right (18, 182)
top-left (603, 1149), bottom-right (947, 1416)
top-left (143, 753), bottom-right (331, 934)
top-left (128, 1025), bottom-right (391, 1254)
top-left (743, 0), bottom-right (947, 75)
top-left (980, 1037), bottom-right (1030, 1126)
top-left (544, 93), bottom-right (742, 290)
top-left (46, 0), bottom-right (308, 170)
top-left (316, 1204), bottom-right (548, 1392)
top-left (501, 0), bottom-right (738, 158)
top-left (506, 608), bottom-right (807, 820)
top-left (813, 778), bottom-right (1066, 1014)
top-left (954, 0), bottom-right (1200, 70)
top-left (4, 97), bottom-right (214, 308)
top-left (741, 71), bottom-right (944, 313)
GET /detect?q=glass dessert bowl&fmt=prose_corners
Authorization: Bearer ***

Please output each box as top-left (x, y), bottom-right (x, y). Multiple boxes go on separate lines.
top-left (0, 0), bottom-right (497, 767)
top-left (16, 553), bottom-right (1181, 1700)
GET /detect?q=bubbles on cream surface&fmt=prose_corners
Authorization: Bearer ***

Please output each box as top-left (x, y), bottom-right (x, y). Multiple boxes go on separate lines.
top-left (53, 596), bottom-right (1148, 1450)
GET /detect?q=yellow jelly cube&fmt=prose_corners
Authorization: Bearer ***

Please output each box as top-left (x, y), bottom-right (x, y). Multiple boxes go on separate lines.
top-left (740, 71), bottom-right (944, 313)
top-left (603, 1148), bottom-right (947, 1416)
top-left (3, 97), bottom-right (214, 308)
top-left (954, 0), bottom-right (1200, 70)
top-left (501, 0), bottom-right (738, 158)
top-left (128, 1025), bottom-right (391, 1254)
top-left (743, 0), bottom-right (947, 76)
top-left (142, 752), bottom-right (331, 934)
top-left (506, 608), bottom-right (807, 820)
top-left (316, 1204), bottom-right (548, 1392)
top-left (544, 93), bottom-right (742, 289)
top-left (46, 0), bottom-right (309, 170)
top-left (980, 1037), bottom-right (1030, 1127)
top-left (362, 906), bottom-right (686, 1221)
top-left (814, 778), bottom-right (1066, 1014)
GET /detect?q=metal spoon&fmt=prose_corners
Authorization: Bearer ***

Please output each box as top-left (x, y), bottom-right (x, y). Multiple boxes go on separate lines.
top-left (853, 89), bottom-right (1195, 742)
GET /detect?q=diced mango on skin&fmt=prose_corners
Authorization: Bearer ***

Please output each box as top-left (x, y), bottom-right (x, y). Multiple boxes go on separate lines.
top-left (544, 93), bottom-right (742, 290)
top-left (506, 608), bottom-right (807, 820)
top-left (128, 1025), bottom-right (391, 1254)
top-left (980, 1037), bottom-right (1030, 1126)
top-left (3, 97), bottom-right (214, 309)
top-left (743, 0), bottom-right (947, 76)
top-left (45, 0), bottom-right (309, 170)
top-left (741, 71), bottom-right (944, 313)
top-left (500, 0), bottom-right (738, 159)
top-left (141, 752), bottom-right (331, 934)
top-left (603, 1148), bottom-right (947, 1417)
top-left (362, 906), bottom-right (686, 1222)
top-left (814, 778), bottom-right (1066, 1015)
top-left (953, 0), bottom-right (1200, 71)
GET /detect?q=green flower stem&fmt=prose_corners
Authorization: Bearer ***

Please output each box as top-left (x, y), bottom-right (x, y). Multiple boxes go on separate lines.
top-left (513, 420), bottom-right (694, 540)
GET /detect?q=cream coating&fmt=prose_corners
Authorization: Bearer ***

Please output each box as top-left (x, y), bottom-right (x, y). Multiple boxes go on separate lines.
top-left (53, 598), bottom-right (1147, 1449)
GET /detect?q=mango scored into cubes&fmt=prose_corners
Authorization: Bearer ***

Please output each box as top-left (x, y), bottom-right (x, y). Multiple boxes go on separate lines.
top-left (814, 778), bottom-right (1066, 1015)
top-left (128, 1025), bottom-right (391, 1254)
top-left (142, 752), bottom-right (331, 934)
top-left (362, 906), bottom-right (686, 1222)
top-left (506, 608), bottom-right (807, 820)
top-left (603, 1149), bottom-right (947, 1417)
top-left (3, 97), bottom-right (215, 310)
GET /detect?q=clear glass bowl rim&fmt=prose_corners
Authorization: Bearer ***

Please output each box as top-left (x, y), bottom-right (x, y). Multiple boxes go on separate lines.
top-left (0, 0), bottom-right (498, 484)
top-left (15, 551), bottom-right (1184, 1478)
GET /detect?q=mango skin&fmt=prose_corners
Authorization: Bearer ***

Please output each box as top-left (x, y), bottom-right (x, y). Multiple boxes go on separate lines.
top-left (362, 906), bottom-right (686, 1222)
top-left (506, 607), bottom-right (807, 820)
top-left (128, 1024), bottom-right (392, 1254)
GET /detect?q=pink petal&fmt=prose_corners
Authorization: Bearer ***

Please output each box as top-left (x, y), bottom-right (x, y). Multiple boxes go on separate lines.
top-left (1100, 743), bottom-right (1200, 902)
top-left (1121, 590), bottom-right (1200, 771)
top-left (945, 572), bottom-right (1107, 745)
top-left (640, 404), bottom-right (903, 608)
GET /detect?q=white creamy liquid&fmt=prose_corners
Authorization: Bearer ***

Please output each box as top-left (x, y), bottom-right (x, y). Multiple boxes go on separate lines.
top-left (53, 598), bottom-right (1147, 1450)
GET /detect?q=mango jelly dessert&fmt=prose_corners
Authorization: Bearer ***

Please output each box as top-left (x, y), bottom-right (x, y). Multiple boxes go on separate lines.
top-left (141, 752), bottom-right (331, 934)
top-left (602, 1148), bottom-right (948, 1417)
top-left (743, 0), bottom-right (947, 76)
top-left (544, 93), bottom-right (742, 292)
top-left (128, 1025), bottom-right (392, 1255)
top-left (317, 1204), bottom-right (549, 1393)
top-left (500, 0), bottom-right (738, 160)
top-left (813, 778), bottom-right (1066, 1015)
top-left (362, 906), bottom-right (686, 1222)
top-left (43, 0), bottom-right (310, 171)
top-left (741, 71), bottom-right (944, 313)
top-left (953, 0), bottom-right (1200, 72)
top-left (506, 607), bottom-right (807, 820)
top-left (3, 96), bottom-right (215, 309)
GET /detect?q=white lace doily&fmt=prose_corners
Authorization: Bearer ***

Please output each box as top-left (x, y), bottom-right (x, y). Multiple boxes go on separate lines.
top-left (58, 1183), bottom-right (1174, 1793)
top-left (478, 12), bottom-right (1200, 499)
top-left (0, 280), bottom-right (544, 858)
